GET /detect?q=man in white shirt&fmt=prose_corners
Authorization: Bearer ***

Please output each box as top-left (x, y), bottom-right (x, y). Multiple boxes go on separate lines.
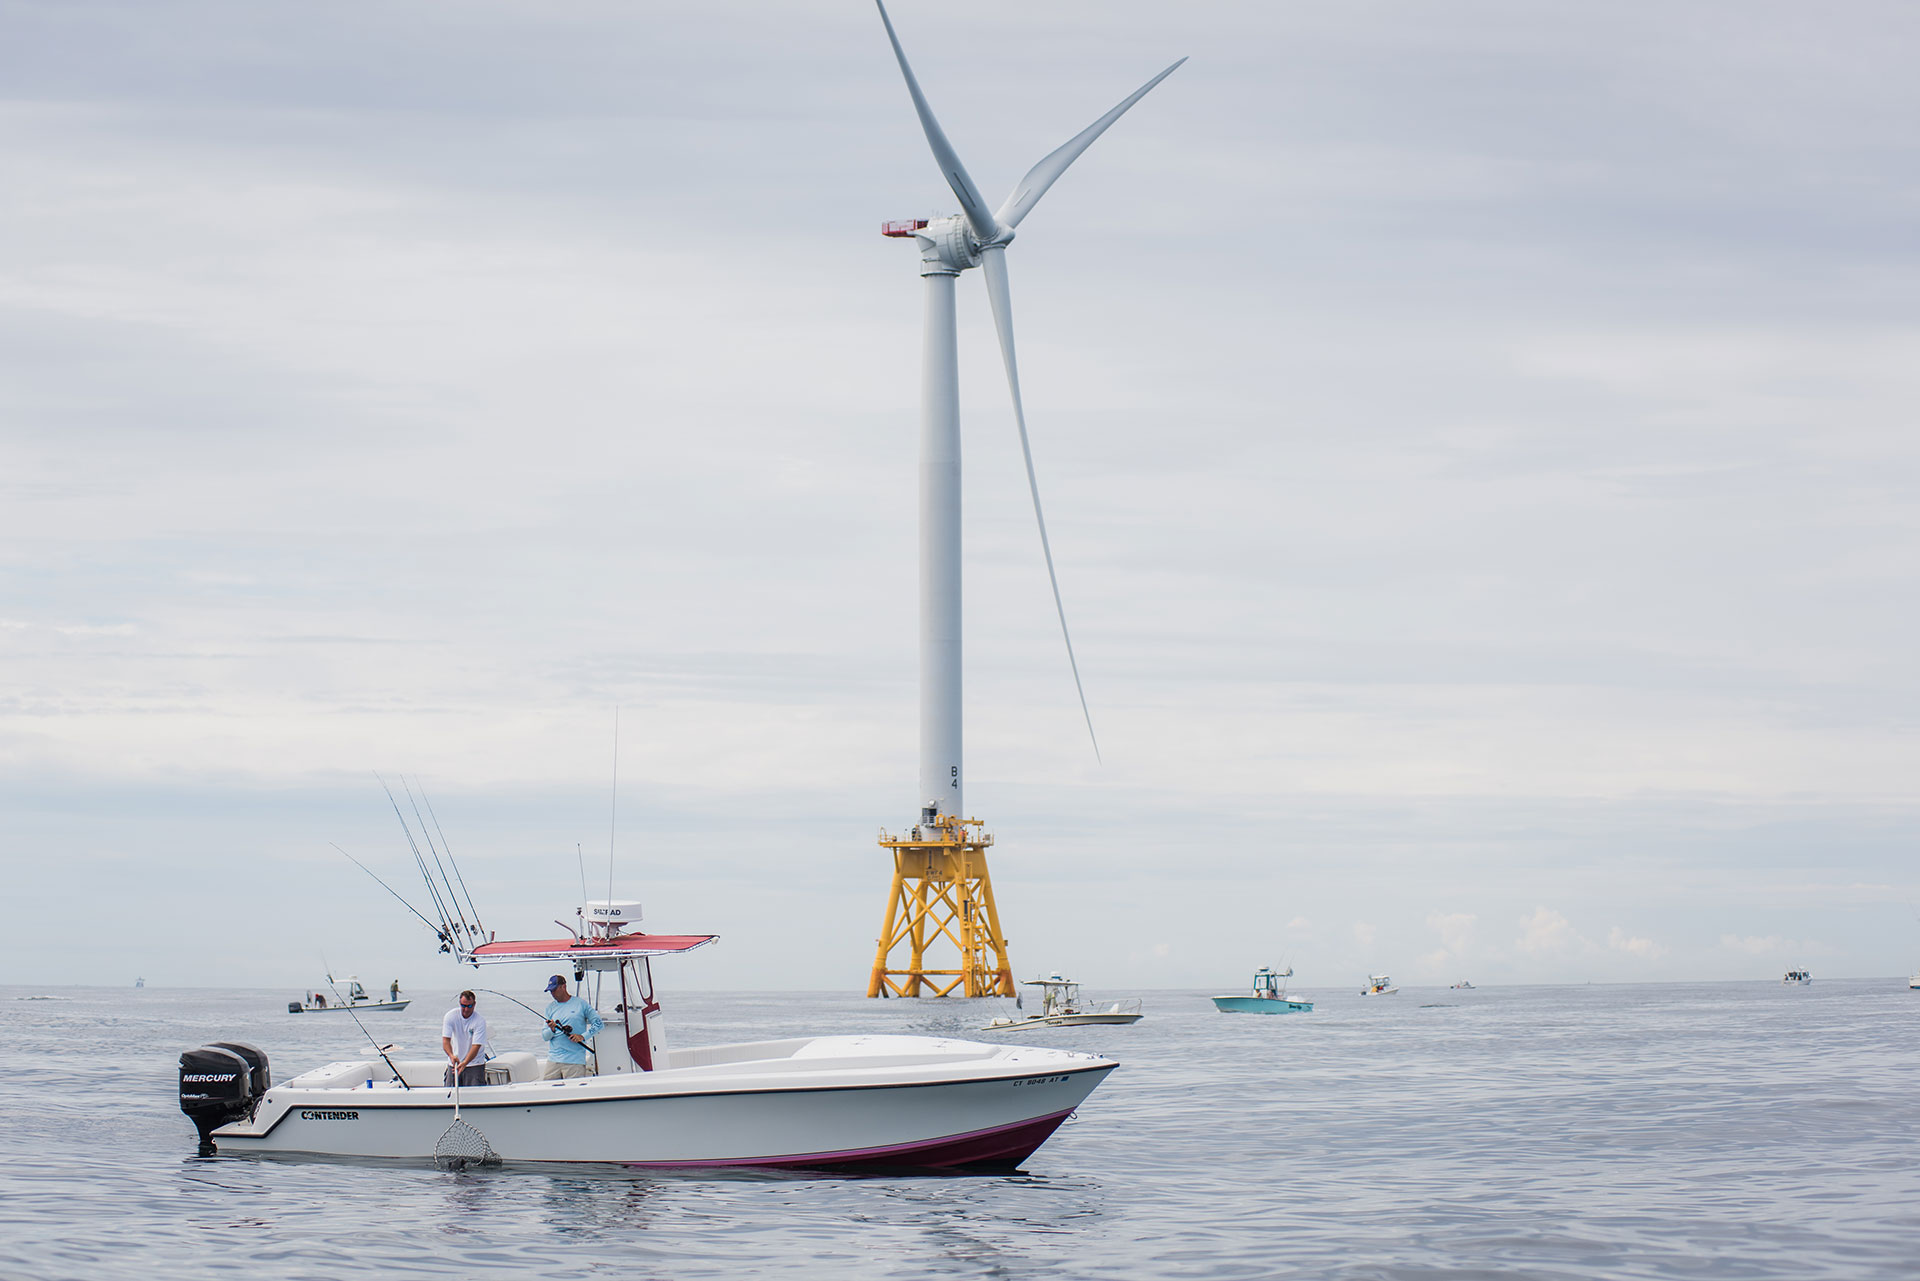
top-left (441, 990), bottom-right (489, 1087)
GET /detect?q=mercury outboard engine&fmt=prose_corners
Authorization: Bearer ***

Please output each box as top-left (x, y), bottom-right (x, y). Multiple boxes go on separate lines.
top-left (180, 1041), bottom-right (270, 1153)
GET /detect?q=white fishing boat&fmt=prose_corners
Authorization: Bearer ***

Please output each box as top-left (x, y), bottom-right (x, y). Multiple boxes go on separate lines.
top-left (1449, 980), bottom-right (1474, 990)
top-left (982, 975), bottom-right (1143, 1031)
top-left (287, 976), bottom-right (410, 1014)
top-left (1360, 974), bottom-right (1399, 996)
top-left (1909, 971), bottom-right (1920, 992)
top-left (186, 902), bottom-right (1114, 1169)
top-left (1783, 969), bottom-right (1811, 985)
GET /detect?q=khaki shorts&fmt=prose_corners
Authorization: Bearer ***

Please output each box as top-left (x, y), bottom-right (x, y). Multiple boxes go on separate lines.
top-left (542, 1061), bottom-right (592, 1080)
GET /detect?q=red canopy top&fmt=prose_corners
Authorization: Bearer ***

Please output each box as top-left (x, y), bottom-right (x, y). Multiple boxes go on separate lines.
top-left (468, 933), bottom-right (717, 963)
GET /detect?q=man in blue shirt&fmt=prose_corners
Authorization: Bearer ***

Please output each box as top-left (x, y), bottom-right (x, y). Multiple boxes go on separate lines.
top-left (541, 975), bottom-right (605, 1080)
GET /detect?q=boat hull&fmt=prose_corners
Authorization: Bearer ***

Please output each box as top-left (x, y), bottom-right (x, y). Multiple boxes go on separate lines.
top-left (209, 1035), bottom-right (1113, 1168)
top-left (1211, 996), bottom-right (1313, 1014)
top-left (289, 1000), bottom-right (410, 1014)
top-left (984, 1012), bottom-right (1143, 1031)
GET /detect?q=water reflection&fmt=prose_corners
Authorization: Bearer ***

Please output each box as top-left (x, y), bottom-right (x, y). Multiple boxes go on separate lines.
top-left (535, 1171), bottom-right (663, 1233)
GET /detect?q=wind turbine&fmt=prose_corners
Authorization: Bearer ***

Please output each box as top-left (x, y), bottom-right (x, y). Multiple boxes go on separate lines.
top-left (866, 0), bottom-right (1185, 998)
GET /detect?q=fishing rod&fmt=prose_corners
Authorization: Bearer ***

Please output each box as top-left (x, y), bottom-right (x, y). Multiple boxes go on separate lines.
top-left (384, 776), bottom-right (451, 934)
top-left (418, 783), bottom-right (486, 939)
top-left (472, 987), bottom-right (598, 1061)
top-left (403, 776), bottom-right (473, 945)
top-left (404, 776), bottom-right (480, 948)
top-left (331, 843), bottom-right (451, 946)
top-left (377, 773), bottom-right (458, 950)
top-left (474, 987), bottom-right (547, 1021)
top-left (323, 965), bottom-right (411, 1090)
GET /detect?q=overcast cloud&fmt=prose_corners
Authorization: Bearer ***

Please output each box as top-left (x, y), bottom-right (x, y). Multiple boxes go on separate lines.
top-left (3, 0), bottom-right (1917, 992)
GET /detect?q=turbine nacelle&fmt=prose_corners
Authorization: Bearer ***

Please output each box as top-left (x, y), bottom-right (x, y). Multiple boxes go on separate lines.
top-left (910, 214), bottom-right (979, 276)
top-left (902, 214), bottom-right (1003, 277)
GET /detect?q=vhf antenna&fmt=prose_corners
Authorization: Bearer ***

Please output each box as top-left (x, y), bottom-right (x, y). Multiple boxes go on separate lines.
top-left (606, 706), bottom-right (619, 906)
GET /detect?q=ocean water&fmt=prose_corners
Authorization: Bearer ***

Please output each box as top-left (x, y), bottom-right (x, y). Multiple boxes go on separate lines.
top-left (2, 980), bottom-right (1917, 1279)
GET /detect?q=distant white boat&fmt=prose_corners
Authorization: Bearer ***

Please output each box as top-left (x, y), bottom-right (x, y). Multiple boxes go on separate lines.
top-left (1782, 969), bottom-right (1811, 985)
top-left (1449, 980), bottom-right (1474, 990)
top-left (135, 977), bottom-right (145, 989)
top-left (1360, 974), bottom-right (1399, 996)
top-left (982, 975), bottom-right (1142, 1031)
top-left (1907, 971), bottom-right (1919, 992)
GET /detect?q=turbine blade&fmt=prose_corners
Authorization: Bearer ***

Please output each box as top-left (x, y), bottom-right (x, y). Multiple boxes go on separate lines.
top-left (874, 0), bottom-right (1002, 243)
top-left (978, 244), bottom-right (1100, 761)
top-left (995, 57), bottom-right (1187, 230)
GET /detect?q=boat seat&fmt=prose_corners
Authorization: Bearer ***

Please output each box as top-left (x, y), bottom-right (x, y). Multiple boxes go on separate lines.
top-left (391, 1059), bottom-right (450, 1087)
top-left (485, 1052), bottom-right (539, 1084)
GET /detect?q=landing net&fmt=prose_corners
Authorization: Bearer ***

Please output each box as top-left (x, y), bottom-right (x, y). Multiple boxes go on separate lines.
top-left (433, 1117), bottom-right (501, 1171)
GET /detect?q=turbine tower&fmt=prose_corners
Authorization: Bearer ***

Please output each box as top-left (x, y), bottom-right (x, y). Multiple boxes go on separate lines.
top-left (865, 0), bottom-right (1183, 998)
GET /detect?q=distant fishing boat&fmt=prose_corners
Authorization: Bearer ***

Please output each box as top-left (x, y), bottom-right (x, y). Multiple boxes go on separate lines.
top-left (1782, 969), bottom-right (1811, 985)
top-left (1360, 974), bottom-right (1399, 996)
top-left (288, 976), bottom-right (409, 1014)
top-left (1212, 967), bottom-right (1312, 1014)
top-left (1909, 971), bottom-right (1920, 991)
top-left (982, 975), bottom-right (1143, 1031)
top-left (135, 977), bottom-right (145, 989)
top-left (1449, 980), bottom-right (1474, 990)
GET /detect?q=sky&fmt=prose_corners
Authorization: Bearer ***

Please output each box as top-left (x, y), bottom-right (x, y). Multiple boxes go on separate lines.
top-left (3, 0), bottom-right (1917, 994)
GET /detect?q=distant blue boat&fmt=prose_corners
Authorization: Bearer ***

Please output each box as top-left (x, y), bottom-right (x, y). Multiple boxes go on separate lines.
top-left (1212, 967), bottom-right (1313, 1014)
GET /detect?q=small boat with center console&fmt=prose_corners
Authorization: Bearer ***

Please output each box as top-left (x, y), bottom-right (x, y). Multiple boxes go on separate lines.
top-left (185, 901), bottom-right (1114, 1169)
top-left (982, 974), bottom-right (1143, 1031)
top-left (1783, 969), bottom-right (1811, 985)
top-left (1360, 974), bottom-right (1399, 996)
top-left (1212, 966), bottom-right (1312, 1014)
top-left (287, 976), bottom-right (409, 1014)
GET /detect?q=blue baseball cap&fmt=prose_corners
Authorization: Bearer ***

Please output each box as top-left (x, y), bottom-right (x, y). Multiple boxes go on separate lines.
top-left (545, 974), bottom-right (566, 992)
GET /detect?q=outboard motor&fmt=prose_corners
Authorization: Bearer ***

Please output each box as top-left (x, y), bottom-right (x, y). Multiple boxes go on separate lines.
top-left (211, 1041), bottom-right (271, 1101)
top-left (179, 1041), bottom-right (270, 1153)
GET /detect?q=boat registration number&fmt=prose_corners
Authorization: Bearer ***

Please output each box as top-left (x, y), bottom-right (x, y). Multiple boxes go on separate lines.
top-left (1012, 1075), bottom-right (1068, 1087)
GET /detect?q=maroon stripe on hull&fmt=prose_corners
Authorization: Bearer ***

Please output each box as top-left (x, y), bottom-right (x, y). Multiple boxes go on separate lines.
top-left (621, 1109), bottom-right (1077, 1171)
